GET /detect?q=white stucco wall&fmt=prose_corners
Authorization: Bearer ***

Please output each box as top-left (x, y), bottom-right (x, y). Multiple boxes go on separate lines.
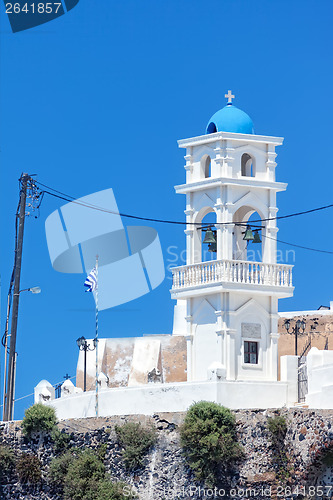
top-left (279, 301), bottom-right (333, 318)
top-left (280, 355), bottom-right (298, 405)
top-left (306, 347), bottom-right (333, 409)
top-left (46, 379), bottom-right (289, 420)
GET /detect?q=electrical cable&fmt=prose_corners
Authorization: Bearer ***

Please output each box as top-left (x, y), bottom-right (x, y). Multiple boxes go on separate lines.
top-left (35, 179), bottom-right (333, 227)
top-left (0, 375), bottom-right (78, 408)
top-left (34, 178), bottom-right (333, 254)
top-left (262, 234), bottom-right (333, 255)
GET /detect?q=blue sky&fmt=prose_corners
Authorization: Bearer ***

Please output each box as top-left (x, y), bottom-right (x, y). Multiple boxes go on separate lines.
top-left (1, 0), bottom-right (333, 419)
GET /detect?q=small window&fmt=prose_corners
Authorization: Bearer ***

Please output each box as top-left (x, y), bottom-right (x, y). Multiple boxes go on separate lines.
top-left (244, 341), bottom-right (258, 364)
top-left (241, 153), bottom-right (255, 177)
top-left (201, 155), bottom-right (211, 178)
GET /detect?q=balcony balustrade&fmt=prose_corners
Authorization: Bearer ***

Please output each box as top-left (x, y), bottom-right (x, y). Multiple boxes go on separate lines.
top-left (171, 259), bottom-right (293, 291)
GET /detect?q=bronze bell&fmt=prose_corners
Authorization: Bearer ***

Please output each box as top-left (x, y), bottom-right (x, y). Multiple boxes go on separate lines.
top-left (203, 227), bottom-right (216, 244)
top-left (253, 230), bottom-right (261, 244)
top-left (208, 242), bottom-right (217, 253)
top-left (243, 226), bottom-right (254, 242)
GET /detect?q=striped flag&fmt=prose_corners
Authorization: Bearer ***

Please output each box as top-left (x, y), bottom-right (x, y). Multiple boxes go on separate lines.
top-left (84, 267), bottom-right (97, 292)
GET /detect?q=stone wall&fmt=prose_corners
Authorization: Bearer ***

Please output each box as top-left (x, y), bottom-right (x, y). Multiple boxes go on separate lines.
top-left (76, 335), bottom-right (187, 391)
top-left (1, 408), bottom-right (333, 499)
top-left (278, 314), bottom-right (333, 358)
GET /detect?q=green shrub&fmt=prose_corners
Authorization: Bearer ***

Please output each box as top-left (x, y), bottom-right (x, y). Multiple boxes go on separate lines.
top-left (63, 449), bottom-right (105, 500)
top-left (0, 445), bottom-right (16, 481)
top-left (49, 449), bottom-right (134, 499)
top-left (115, 422), bottom-right (157, 470)
top-left (267, 414), bottom-right (287, 444)
top-left (96, 442), bottom-right (108, 462)
top-left (48, 450), bottom-right (77, 486)
top-left (51, 427), bottom-right (71, 453)
top-left (180, 401), bottom-right (243, 486)
top-left (22, 403), bottom-right (57, 439)
top-left (16, 453), bottom-right (42, 484)
top-left (95, 479), bottom-right (136, 500)
top-left (267, 414), bottom-right (289, 481)
top-left (322, 449), bottom-right (333, 467)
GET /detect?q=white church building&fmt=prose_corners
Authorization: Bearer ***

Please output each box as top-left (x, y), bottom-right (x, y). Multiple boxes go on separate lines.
top-left (36, 93), bottom-right (333, 418)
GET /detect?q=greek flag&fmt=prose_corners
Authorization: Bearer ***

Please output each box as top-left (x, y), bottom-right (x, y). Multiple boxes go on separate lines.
top-left (84, 267), bottom-right (97, 292)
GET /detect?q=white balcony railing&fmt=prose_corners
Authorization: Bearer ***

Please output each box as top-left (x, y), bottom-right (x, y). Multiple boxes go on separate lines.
top-left (171, 259), bottom-right (293, 290)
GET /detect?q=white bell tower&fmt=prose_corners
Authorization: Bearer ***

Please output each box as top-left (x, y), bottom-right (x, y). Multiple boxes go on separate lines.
top-left (171, 92), bottom-right (294, 383)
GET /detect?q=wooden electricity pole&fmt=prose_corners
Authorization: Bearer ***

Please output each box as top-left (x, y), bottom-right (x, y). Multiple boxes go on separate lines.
top-left (3, 173), bottom-right (29, 421)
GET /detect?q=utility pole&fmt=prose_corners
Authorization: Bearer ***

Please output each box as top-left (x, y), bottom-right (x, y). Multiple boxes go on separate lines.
top-left (4, 173), bottom-right (29, 421)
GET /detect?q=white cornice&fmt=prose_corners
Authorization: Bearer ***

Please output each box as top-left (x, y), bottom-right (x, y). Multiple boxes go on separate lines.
top-left (178, 131), bottom-right (284, 148)
top-left (175, 177), bottom-right (287, 194)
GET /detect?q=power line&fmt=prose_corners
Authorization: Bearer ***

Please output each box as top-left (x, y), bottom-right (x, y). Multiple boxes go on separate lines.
top-left (0, 376), bottom-right (77, 408)
top-left (262, 234), bottom-right (333, 255)
top-left (35, 179), bottom-right (333, 227)
top-left (34, 178), bottom-right (333, 254)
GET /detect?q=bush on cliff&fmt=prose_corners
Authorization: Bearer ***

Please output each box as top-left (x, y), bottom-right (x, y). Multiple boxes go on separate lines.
top-left (180, 401), bottom-right (243, 486)
top-left (267, 413), bottom-right (289, 480)
top-left (48, 449), bottom-right (77, 485)
top-left (16, 453), bottom-right (42, 484)
top-left (0, 445), bottom-right (16, 482)
top-left (115, 422), bottom-right (157, 470)
top-left (94, 479), bottom-right (136, 500)
top-left (267, 414), bottom-right (287, 444)
top-left (22, 403), bottom-right (57, 439)
top-left (49, 448), bottom-right (134, 500)
top-left (63, 449), bottom-right (105, 500)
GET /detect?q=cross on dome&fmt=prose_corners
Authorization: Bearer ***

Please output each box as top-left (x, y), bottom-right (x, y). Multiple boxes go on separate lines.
top-left (225, 90), bottom-right (235, 104)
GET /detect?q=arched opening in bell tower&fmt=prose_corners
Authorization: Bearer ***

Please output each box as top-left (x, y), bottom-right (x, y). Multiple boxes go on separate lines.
top-left (241, 153), bottom-right (255, 177)
top-left (200, 155), bottom-right (211, 178)
top-left (194, 208), bottom-right (217, 263)
top-left (201, 211), bottom-right (217, 262)
top-left (233, 206), bottom-right (263, 262)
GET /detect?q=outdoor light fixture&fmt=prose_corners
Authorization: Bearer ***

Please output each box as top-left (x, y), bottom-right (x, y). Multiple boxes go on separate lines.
top-left (14, 286), bottom-right (42, 296)
top-left (76, 336), bottom-right (86, 349)
top-left (76, 336), bottom-right (96, 392)
top-left (283, 318), bottom-right (306, 356)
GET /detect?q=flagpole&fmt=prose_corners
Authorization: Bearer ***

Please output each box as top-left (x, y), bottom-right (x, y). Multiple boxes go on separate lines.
top-left (95, 255), bottom-right (99, 418)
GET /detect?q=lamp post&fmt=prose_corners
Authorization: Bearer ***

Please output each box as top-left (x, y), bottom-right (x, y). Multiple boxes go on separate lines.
top-left (3, 286), bottom-right (41, 421)
top-left (283, 318), bottom-right (306, 356)
top-left (76, 336), bottom-right (97, 392)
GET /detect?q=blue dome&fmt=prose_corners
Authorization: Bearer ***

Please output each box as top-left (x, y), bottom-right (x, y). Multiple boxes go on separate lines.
top-left (206, 103), bottom-right (254, 135)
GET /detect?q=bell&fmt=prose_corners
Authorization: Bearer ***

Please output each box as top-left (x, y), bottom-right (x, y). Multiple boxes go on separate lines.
top-left (203, 227), bottom-right (216, 244)
top-left (253, 230), bottom-right (261, 244)
top-left (208, 242), bottom-right (217, 253)
top-left (243, 226), bottom-right (254, 242)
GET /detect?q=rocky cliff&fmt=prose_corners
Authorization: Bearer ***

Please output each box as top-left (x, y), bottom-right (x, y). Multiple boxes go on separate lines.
top-left (1, 408), bottom-right (333, 499)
